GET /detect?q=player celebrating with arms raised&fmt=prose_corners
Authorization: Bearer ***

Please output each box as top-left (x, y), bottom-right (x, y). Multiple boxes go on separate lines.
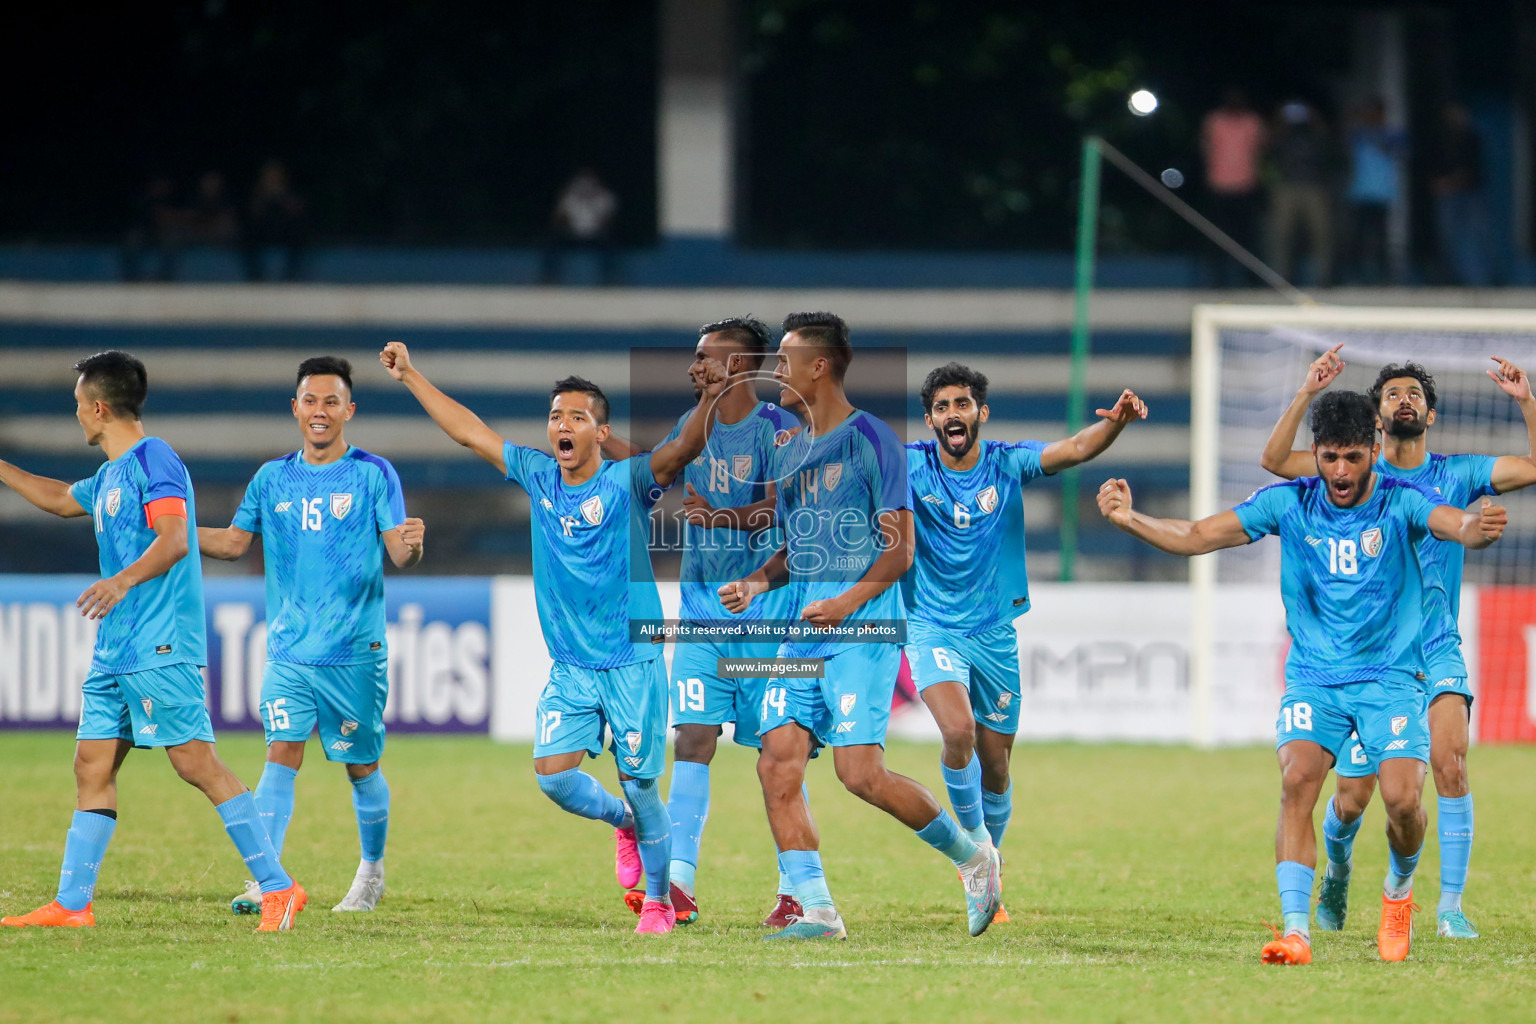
top-left (381, 340), bottom-right (725, 935)
top-left (1260, 349), bottom-right (1536, 938)
top-left (200, 356), bottom-right (425, 915)
top-left (722, 313), bottom-right (1001, 941)
top-left (1101, 391), bottom-right (1505, 964)
top-left (904, 362), bottom-right (1146, 921)
top-left (0, 352), bottom-right (305, 931)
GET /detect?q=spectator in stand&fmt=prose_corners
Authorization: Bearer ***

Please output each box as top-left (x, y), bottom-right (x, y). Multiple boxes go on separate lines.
top-left (540, 168), bottom-right (619, 285)
top-left (1431, 102), bottom-right (1494, 286)
top-left (242, 159), bottom-right (308, 281)
top-left (189, 171), bottom-right (240, 248)
top-left (1201, 88), bottom-right (1267, 287)
top-left (122, 174), bottom-right (183, 282)
top-left (1269, 100), bottom-right (1338, 287)
top-left (1343, 97), bottom-right (1407, 285)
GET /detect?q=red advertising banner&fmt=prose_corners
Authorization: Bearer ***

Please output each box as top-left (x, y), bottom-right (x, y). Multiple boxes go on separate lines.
top-left (1477, 586), bottom-right (1536, 743)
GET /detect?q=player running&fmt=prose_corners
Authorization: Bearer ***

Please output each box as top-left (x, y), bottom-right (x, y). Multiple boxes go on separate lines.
top-left (603, 317), bottom-right (815, 928)
top-left (1101, 391), bottom-right (1505, 964)
top-left (0, 351), bottom-right (306, 931)
top-left (1259, 348), bottom-right (1536, 939)
top-left (721, 312), bottom-right (1002, 941)
top-left (381, 340), bottom-right (725, 935)
top-left (199, 356), bottom-right (425, 915)
top-left (904, 361), bottom-right (1146, 923)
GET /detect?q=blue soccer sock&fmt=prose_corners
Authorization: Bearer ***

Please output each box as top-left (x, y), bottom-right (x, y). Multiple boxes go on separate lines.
top-left (1322, 796), bottom-right (1361, 879)
top-left (1276, 860), bottom-right (1314, 937)
top-left (253, 762), bottom-right (298, 856)
top-left (780, 849), bottom-right (833, 910)
top-left (1437, 793), bottom-right (1473, 915)
top-left (350, 770), bottom-right (390, 863)
top-left (1385, 839), bottom-right (1422, 899)
top-left (942, 753), bottom-right (984, 833)
top-left (54, 809), bottom-right (117, 912)
top-left (620, 778), bottom-right (671, 901)
top-left (982, 781), bottom-right (1013, 848)
top-left (774, 783), bottom-right (817, 897)
top-left (666, 760), bottom-right (710, 893)
top-left (217, 792), bottom-right (292, 894)
top-left (914, 810), bottom-right (980, 868)
top-left (536, 768), bottom-right (630, 827)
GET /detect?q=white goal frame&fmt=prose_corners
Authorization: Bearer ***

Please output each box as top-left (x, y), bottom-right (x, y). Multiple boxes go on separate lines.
top-left (1190, 303), bottom-right (1536, 747)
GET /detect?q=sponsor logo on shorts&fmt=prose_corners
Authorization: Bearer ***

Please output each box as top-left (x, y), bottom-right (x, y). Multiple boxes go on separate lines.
top-left (625, 731), bottom-right (641, 753)
top-left (105, 488), bottom-right (121, 517)
top-left (976, 485), bottom-right (999, 515)
top-left (1385, 739), bottom-right (1409, 751)
top-left (581, 495), bottom-right (604, 526)
top-left (982, 711), bottom-right (1009, 723)
top-left (155, 644), bottom-right (172, 655)
top-left (835, 721), bottom-right (857, 733)
top-left (340, 720), bottom-right (359, 736)
top-left (997, 692), bottom-right (1014, 711)
top-left (330, 492), bottom-right (354, 520)
top-left (624, 756), bottom-right (643, 768)
top-left (1360, 527), bottom-right (1383, 558)
top-left (330, 740), bottom-right (354, 752)
top-left (1390, 715), bottom-right (1408, 736)
top-left (370, 641), bottom-right (382, 651)
top-left (274, 501), bottom-right (292, 513)
top-left (138, 724), bottom-right (157, 737)
top-left (839, 693), bottom-right (857, 716)
top-left (1434, 677), bottom-right (1459, 688)
top-left (140, 698), bottom-right (153, 718)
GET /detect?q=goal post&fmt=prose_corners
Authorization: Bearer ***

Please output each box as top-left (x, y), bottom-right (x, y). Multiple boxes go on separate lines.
top-left (1190, 303), bottom-right (1536, 748)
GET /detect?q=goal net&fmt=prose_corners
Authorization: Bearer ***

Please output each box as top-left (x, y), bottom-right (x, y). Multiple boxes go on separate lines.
top-left (1191, 305), bottom-right (1536, 747)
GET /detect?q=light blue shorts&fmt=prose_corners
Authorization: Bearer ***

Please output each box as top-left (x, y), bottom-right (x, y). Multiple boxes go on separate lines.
top-left (1277, 680), bottom-right (1428, 771)
top-left (535, 657), bottom-right (668, 779)
top-left (78, 663), bottom-right (215, 749)
top-left (261, 659), bottom-right (389, 764)
top-left (670, 635), bottom-right (784, 748)
top-left (1335, 671), bottom-right (1472, 778)
top-left (904, 619), bottom-right (1021, 734)
top-left (759, 643), bottom-right (900, 749)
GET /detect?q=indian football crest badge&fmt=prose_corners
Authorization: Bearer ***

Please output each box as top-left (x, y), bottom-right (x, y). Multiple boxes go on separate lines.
top-left (140, 698), bottom-right (153, 718)
top-left (330, 492), bottom-right (353, 520)
top-left (580, 495), bottom-right (604, 526)
top-left (1390, 715), bottom-right (1408, 736)
top-left (976, 485), bottom-right (999, 515)
top-left (625, 731), bottom-right (642, 753)
top-left (823, 462), bottom-right (844, 491)
top-left (997, 692), bottom-right (1013, 711)
top-left (105, 488), bottom-right (121, 517)
top-left (839, 693), bottom-right (857, 716)
top-left (340, 720), bottom-right (358, 736)
top-left (733, 455), bottom-right (753, 482)
top-left (1360, 527), bottom-right (1383, 558)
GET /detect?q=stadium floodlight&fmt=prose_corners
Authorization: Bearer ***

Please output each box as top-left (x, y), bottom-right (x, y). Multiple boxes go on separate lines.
top-left (1189, 304), bottom-right (1536, 747)
top-left (1128, 89), bottom-right (1159, 116)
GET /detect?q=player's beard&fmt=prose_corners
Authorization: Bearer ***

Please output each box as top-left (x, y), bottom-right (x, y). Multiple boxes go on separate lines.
top-left (935, 417), bottom-right (979, 459)
top-left (1384, 409), bottom-right (1427, 439)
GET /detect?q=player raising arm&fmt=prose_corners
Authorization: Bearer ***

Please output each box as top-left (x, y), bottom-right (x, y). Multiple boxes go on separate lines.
top-left (1101, 391), bottom-right (1504, 965)
top-left (1259, 348), bottom-right (1536, 939)
top-left (199, 356), bottom-right (425, 916)
top-left (1, 352), bottom-right (306, 932)
top-left (380, 340), bottom-right (724, 935)
top-left (903, 362), bottom-right (1145, 924)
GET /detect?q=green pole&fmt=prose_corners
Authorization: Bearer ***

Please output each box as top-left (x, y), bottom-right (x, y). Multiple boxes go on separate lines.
top-left (1060, 136), bottom-right (1101, 582)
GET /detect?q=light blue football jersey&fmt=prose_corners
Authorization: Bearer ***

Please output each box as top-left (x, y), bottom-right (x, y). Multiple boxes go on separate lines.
top-left (662, 401), bottom-right (799, 624)
top-left (70, 437), bottom-right (207, 673)
top-left (505, 444), bottom-right (667, 669)
top-left (232, 446), bottom-right (406, 666)
top-left (1234, 474), bottom-right (1443, 687)
top-left (772, 410), bottom-right (908, 659)
top-left (903, 438), bottom-right (1046, 635)
top-left (1374, 452), bottom-right (1497, 671)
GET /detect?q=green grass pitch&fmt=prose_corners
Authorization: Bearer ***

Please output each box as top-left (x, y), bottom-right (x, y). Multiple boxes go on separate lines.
top-left (3, 732), bottom-right (1536, 1023)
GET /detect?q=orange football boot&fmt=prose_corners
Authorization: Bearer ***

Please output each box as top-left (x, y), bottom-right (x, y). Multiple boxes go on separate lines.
top-left (1260, 922), bottom-right (1313, 965)
top-left (257, 882), bottom-right (307, 932)
top-left (1377, 893), bottom-right (1416, 962)
top-left (1, 900), bottom-right (95, 927)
